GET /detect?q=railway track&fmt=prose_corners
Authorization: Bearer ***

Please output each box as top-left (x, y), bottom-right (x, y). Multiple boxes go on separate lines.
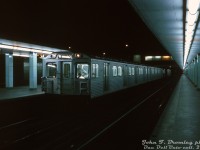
top-left (0, 76), bottom-right (180, 150)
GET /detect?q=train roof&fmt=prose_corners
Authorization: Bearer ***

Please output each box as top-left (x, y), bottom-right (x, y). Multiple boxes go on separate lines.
top-left (45, 51), bottom-right (163, 69)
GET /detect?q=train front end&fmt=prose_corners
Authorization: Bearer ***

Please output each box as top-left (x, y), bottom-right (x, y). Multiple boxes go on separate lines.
top-left (41, 52), bottom-right (90, 96)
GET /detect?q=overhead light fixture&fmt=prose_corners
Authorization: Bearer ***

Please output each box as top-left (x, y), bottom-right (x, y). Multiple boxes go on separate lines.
top-left (13, 53), bottom-right (30, 57)
top-left (0, 44), bottom-right (52, 55)
top-left (184, 0), bottom-right (200, 69)
top-left (187, 0), bottom-right (200, 14)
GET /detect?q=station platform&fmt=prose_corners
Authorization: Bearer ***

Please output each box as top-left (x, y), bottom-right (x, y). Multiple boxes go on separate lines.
top-left (148, 74), bottom-right (200, 149)
top-left (0, 85), bottom-right (44, 100)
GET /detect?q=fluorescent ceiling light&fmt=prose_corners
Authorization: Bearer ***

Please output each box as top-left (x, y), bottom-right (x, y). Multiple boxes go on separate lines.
top-left (184, 0), bottom-right (200, 68)
top-left (187, 0), bottom-right (200, 14)
top-left (186, 11), bottom-right (199, 25)
top-left (185, 23), bottom-right (196, 32)
top-left (13, 53), bottom-right (30, 57)
top-left (0, 44), bottom-right (52, 54)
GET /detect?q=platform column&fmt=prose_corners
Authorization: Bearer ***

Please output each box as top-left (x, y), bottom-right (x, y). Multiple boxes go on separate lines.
top-left (197, 54), bottom-right (200, 90)
top-left (5, 53), bottom-right (13, 88)
top-left (29, 52), bottom-right (37, 89)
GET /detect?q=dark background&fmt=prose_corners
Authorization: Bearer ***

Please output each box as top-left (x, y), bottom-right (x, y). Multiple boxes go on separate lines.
top-left (0, 0), bottom-right (176, 87)
top-left (0, 0), bottom-right (169, 60)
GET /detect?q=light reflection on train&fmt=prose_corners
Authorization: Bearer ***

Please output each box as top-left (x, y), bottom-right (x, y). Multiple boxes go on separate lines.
top-left (41, 52), bottom-right (171, 99)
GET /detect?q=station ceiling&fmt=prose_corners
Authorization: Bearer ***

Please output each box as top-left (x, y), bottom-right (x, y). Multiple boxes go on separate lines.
top-left (128, 0), bottom-right (200, 69)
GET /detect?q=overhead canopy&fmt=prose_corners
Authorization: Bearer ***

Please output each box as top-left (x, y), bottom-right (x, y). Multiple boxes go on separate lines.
top-left (128, 0), bottom-right (200, 69)
top-left (0, 38), bottom-right (67, 56)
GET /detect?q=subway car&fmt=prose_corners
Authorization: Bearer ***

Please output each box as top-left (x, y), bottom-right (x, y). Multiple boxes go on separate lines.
top-left (41, 51), bottom-right (169, 99)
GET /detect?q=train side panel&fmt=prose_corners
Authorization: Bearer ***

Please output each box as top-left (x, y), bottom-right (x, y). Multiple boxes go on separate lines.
top-left (124, 64), bottom-right (137, 87)
top-left (90, 59), bottom-right (126, 98)
top-left (90, 59), bottom-right (139, 98)
top-left (90, 59), bottom-right (104, 98)
top-left (108, 61), bottom-right (124, 92)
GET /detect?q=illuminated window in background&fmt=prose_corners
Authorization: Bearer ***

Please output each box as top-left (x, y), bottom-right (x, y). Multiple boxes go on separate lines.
top-left (145, 55), bottom-right (172, 61)
top-left (155, 56), bottom-right (161, 60)
top-left (46, 62), bottom-right (57, 78)
top-left (91, 64), bottom-right (99, 78)
top-left (113, 66), bottom-right (117, 76)
top-left (162, 56), bottom-right (171, 61)
top-left (118, 66), bottom-right (122, 76)
top-left (145, 56), bottom-right (153, 61)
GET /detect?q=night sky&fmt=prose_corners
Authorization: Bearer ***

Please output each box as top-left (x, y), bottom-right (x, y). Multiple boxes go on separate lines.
top-left (0, 0), bottom-right (169, 61)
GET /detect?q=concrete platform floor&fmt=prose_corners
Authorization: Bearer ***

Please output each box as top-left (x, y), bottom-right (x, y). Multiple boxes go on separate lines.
top-left (148, 75), bottom-right (200, 149)
top-left (0, 85), bottom-right (44, 100)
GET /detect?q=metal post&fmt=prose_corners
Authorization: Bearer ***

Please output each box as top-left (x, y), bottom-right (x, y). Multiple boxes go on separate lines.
top-left (5, 53), bottom-right (13, 88)
top-left (29, 52), bottom-right (37, 89)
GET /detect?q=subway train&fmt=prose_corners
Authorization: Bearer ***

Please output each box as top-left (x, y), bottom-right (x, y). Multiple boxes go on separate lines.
top-left (41, 51), bottom-right (171, 99)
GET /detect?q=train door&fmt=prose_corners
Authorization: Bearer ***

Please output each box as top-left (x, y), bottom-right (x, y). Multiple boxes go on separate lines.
top-left (75, 63), bottom-right (90, 95)
top-left (103, 63), bottom-right (109, 91)
top-left (135, 66), bottom-right (138, 84)
top-left (123, 65), bottom-right (128, 87)
top-left (43, 61), bottom-right (57, 93)
top-left (61, 62), bottom-right (72, 94)
top-left (148, 67), bottom-right (151, 81)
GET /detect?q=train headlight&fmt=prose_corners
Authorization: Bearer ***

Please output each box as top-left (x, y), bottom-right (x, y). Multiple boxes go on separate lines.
top-left (75, 53), bottom-right (81, 58)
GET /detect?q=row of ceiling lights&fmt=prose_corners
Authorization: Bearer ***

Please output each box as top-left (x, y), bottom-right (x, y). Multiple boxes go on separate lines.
top-left (184, 0), bottom-right (200, 68)
top-left (0, 44), bottom-right (53, 55)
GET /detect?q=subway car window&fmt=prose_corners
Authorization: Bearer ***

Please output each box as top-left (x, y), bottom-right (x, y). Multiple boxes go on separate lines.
top-left (113, 66), bottom-right (117, 76)
top-left (118, 66), bottom-right (122, 76)
top-left (139, 68), bottom-right (141, 75)
top-left (132, 67), bottom-right (135, 75)
top-left (46, 62), bottom-right (57, 78)
top-left (95, 64), bottom-right (99, 77)
top-left (91, 64), bottom-right (99, 78)
top-left (63, 64), bottom-right (70, 78)
top-left (76, 63), bottom-right (89, 79)
top-left (128, 67), bottom-right (131, 75)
